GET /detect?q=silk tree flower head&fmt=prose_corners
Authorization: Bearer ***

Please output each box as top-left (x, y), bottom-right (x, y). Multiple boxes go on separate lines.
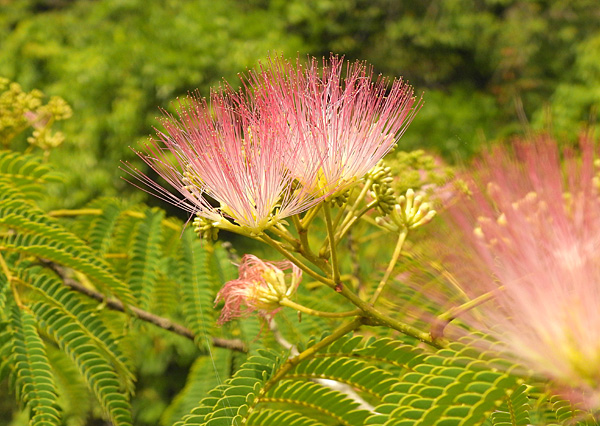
top-left (127, 85), bottom-right (325, 233)
top-left (249, 54), bottom-right (421, 195)
top-left (442, 135), bottom-right (600, 409)
top-left (214, 254), bottom-right (301, 324)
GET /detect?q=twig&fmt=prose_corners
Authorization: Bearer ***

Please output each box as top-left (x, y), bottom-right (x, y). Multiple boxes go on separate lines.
top-left (44, 262), bottom-right (247, 352)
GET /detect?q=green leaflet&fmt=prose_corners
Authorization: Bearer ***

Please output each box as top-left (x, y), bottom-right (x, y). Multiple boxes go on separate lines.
top-left (9, 305), bottom-right (61, 426)
top-left (245, 409), bottom-right (326, 426)
top-left (366, 342), bottom-right (522, 426)
top-left (5, 265), bottom-right (135, 426)
top-left (178, 231), bottom-right (220, 346)
top-left (0, 150), bottom-right (61, 202)
top-left (161, 349), bottom-right (232, 426)
top-left (17, 267), bottom-right (134, 392)
top-left (491, 384), bottom-right (531, 426)
top-left (126, 207), bottom-right (164, 309)
top-left (0, 196), bottom-right (136, 306)
top-left (178, 350), bottom-right (286, 426)
top-left (263, 379), bottom-right (371, 426)
top-left (45, 345), bottom-right (91, 426)
top-left (81, 198), bottom-right (124, 255)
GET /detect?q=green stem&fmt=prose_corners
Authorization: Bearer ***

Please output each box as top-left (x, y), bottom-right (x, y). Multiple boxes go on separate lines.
top-left (0, 251), bottom-right (22, 308)
top-left (370, 227), bottom-right (408, 304)
top-left (269, 224), bottom-right (300, 248)
top-left (338, 284), bottom-right (442, 347)
top-left (319, 181), bottom-right (372, 255)
top-left (301, 204), bottom-right (322, 228)
top-left (323, 202), bottom-right (341, 284)
top-left (260, 234), bottom-right (335, 288)
top-left (432, 287), bottom-right (503, 339)
top-left (262, 318), bottom-right (363, 392)
top-left (280, 298), bottom-right (360, 318)
top-left (292, 215), bottom-right (330, 274)
top-left (260, 230), bottom-right (441, 347)
top-left (49, 208), bottom-right (182, 232)
top-left (335, 200), bottom-right (378, 242)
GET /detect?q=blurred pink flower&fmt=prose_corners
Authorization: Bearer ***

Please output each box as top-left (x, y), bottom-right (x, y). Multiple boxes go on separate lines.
top-left (250, 54), bottom-right (421, 193)
top-left (214, 254), bottom-right (302, 324)
top-left (443, 135), bottom-right (600, 408)
top-left (126, 87), bottom-right (324, 231)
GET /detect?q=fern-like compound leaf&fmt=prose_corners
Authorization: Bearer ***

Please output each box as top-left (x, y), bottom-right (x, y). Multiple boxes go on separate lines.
top-left (12, 268), bottom-right (135, 426)
top-left (491, 384), bottom-right (531, 426)
top-left (178, 231), bottom-right (220, 346)
top-left (0, 150), bottom-right (61, 201)
top-left (245, 408), bottom-right (326, 426)
top-left (9, 305), bottom-right (62, 426)
top-left (161, 349), bottom-right (232, 426)
top-left (0, 197), bottom-right (135, 306)
top-left (262, 379), bottom-right (371, 426)
top-left (367, 342), bottom-right (521, 426)
top-left (179, 350), bottom-right (286, 426)
top-left (126, 208), bottom-right (164, 309)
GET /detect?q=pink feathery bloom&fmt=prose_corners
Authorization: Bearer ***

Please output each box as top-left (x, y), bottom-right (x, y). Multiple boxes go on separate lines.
top-left (441, 135), bottom-right (600, 409)
top-left (214, 254), bottom-right (302, 324)
top-left (249, 54), bottom-right (421, 193)
top-left (125, 85), bottom-right (325, 231)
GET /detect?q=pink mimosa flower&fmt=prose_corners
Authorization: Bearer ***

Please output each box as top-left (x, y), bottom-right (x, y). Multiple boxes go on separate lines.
top-left (126, 87), bottom-right (324, 231)
top-left (442, 135), bottom-right (600, 409)
top-left (214, 254), bottom-right (302, 324)
top-left (250, 54), bottom-right (421, 194)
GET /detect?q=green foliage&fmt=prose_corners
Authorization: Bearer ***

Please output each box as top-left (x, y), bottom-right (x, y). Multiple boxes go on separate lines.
top-left (264, 0), bottom-right (600, 156)
top-left (491, 385), bottom-right (531, 426)
top-left (0, 150), bottom-right (61, 201)
top-left (160, 348), bottom-right (232, 426)
top-left (0, 0), bottom-right (305, 208)
top-left (9, 306), bottom-right (61, 426)
top-left (179, 231), bottom-right (220, 343)
top-left (171, 333), bottom-right (550, 426)
top-left (0, 149), bottom-right (239, 425)
top-left (126, 208), bottom-right (165, 309)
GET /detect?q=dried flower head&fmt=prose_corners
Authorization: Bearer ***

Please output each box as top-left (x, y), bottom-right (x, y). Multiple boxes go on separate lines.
top-left (214, 254), bottom-right (302, 324)
top-left (250, 54), bottom-right (421, 195)
top-left (443, 135), bottom-right (600, 409)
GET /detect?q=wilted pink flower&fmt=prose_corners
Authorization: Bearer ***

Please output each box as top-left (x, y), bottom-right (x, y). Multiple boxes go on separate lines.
top-left (126, 86), bottom-right (324, 231)
top-left (250, 54), bottom-right (421, 193)
top-left (214, 254), bottom-right (302, 324)
top-left (442, 135), bottom-right (600, 408)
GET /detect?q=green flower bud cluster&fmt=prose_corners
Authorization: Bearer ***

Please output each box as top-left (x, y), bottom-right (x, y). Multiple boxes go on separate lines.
top-left (0, 77), bottom-right (72, 152)
top-left (385, 149), bottom-right (454, 200)
top-left (333, 189), bottom-right (350, 207)
top-left (376, 188), bottom-right (436, 231)
top-left (366, 160), bottom-right (396, 215)
top-left (193, 215), bottom-right (219, 241)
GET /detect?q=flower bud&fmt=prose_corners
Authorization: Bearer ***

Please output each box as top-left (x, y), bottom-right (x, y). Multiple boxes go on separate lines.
top-left (214, 254), bottom-right (301, 323)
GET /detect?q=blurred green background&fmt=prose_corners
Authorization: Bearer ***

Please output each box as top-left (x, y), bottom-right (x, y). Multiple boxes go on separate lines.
top-left (2, 0), bottom-right (600, 212)
top-left (2, 1), bottom-right (600, 425)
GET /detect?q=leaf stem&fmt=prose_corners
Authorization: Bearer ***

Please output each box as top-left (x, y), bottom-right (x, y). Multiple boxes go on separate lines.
top-left (301, 204), bottom-right (322, 228)
top-left (48, 208), bottom-right (182, 232)
top-left (262, 317), bottom-right (363, 392)
top-left (323, 202), bottom-right (341, 285)
top-left (43, 262), bottom-right (247, 352)
top-left (0, 251), bottom-right (23, 308)
top-left (370, 227), bottom-right (408, 304)
top-left (280, 298), bottom-right (360, 318)
top-left (431, 287), bottom-right (504, 339)
top-left (292, 215), bottom-right (329, 273)
top-left (260, 233), bottom-right (335, 288)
